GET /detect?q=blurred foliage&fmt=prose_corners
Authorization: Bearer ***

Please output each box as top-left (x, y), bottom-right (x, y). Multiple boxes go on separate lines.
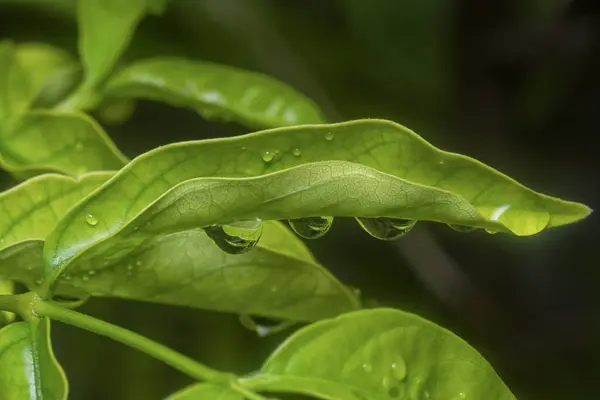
top-left (1, 0), bottom-right (599, 399)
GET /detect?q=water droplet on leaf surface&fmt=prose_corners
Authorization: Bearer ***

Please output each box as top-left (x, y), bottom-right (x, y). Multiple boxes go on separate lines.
top-left (293, 147), bottom-right (302, 156)
top-left (75, 141), bottom-right (84, 151)
top-left (261, 150), bottom-right (274, 163)
top-left (356, 217), bottom-right (416, 240)
top-left (204, 220), bottom-right (263, 254)
top-left (448, 224), bottom-right (476, 233)
top-left (288, 216), bottom-right (333, 239)
top-left (239, 314), bottom-right (295, 337)
top-left (391, 359), bottom-right (407, 381)
top-left (362, 363), bottom-right (373, 373)
top-left (325, 132), bottom-right (334, 141)
top-left (85, 213), bottom-right (98, 226)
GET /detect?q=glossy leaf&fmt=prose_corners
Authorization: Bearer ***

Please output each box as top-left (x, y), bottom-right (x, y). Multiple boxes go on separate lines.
top-left (77, 0), bottom-right (146, 86)
top-left (0, 280), bottom-right (15, 325)
top-left (43, 119), bottom-right (589, 289)
top-left (0, 111), bottom-right (127, 175)
top-left (0, 318), bottom-right (68, 400)
top-left (57, 221), bottom-right (357, 321)
top-left (166, 383), bottom-right (243, 400)
top-left (242, 308), bottom-right (515, 400)
top-left (104, 57), bottom-right (325, 128)
top-left (0, 173), bottom-right (112, 288)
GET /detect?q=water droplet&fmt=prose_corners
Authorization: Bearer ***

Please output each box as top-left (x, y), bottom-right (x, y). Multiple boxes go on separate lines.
top-left (382, 375), bottom-right (392, 389)
top-left (87, 270), bottom-right (96, 276)
top-left (458, 392), bottom-right (466, 399)
top-left (239, 314), bottom-right (295, 337)
top-left (424, 391), bottom-right (431, 399)
top-left (391, 359), bottom-right (407, 381)
top-left (35, 279), bottom-right (42, 286)
top-left (85, 213), bottom-right (98, 226)
top-left (362, 363), bottom-right (373, 373)
top-left (241, 146), bottom-right (247, 151)
top-left (448, 224), bottom-right (476, 233)
top-left (75, 141), bottom-right (84, 151)
top-left (127, 264), bottom-right (133, 271)
top-left (261, 150), bottom-right (274, 163)
top-left (293, 147), bottom-right (302, 156)
top-left (26, 266), bottom-right (33, 271)
top-left (82, 275), bottom-right (89, 281)
top-left (288, 216), bottom-right (333, 239)
top-left (204, 220), bottom-right (263, 254)
top-left (135, 260), bottom-right (142, 267)
top-left (356, 217), bottom-right (416, 240)
top-left (274, 149), bottom-right (280, 155)
top-left (388, 386), bottom-right (400, 398)
top-left (325, 131), bottom-right (334, 141)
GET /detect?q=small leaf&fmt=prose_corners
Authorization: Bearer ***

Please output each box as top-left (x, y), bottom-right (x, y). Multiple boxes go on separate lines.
top-left (43, 120), bottom-right (589, 290)
top-left (166, 383), bottom-right (243, 400)
top-left (77, 0), bottom-right (147, 86)
top-left (0, 111), bottom-right (127, 176)
top-left (104, 57), bottom-right (325, 128)
top-left (242, 308), bottom-right (515, 400)
top-left (0, 280), bottom-right (15, 325)
top-left (0, 173), bottom-right (111, 288)
top-left (0, 318), bottom-right (68, 400)
top-left (56, 221), bottom-right (358, 321)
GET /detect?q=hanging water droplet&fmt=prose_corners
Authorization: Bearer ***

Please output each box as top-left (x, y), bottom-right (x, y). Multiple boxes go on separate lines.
top-left (292, 147), bottom-right (302, 156)
top-left (204, 220), bottom-right (263, 254)
top-left (391, 359), bottom-right (407, 381)
top-left (239, 314), bottom-right (295, 337)
top-left (325, 131), bottom-right (334, 141)
top-left (448, 224), bottom-right (476, 233)
top-left (85, 213), bottom-right (98, 226)
top-left (261, 150), bottom-right (274, 163)
top-left (362, 363), bottom-right (373, 373)
top-left (288, 216), bottom-right (333, 239)
top-left (356, 217), bottom-right (416, 240)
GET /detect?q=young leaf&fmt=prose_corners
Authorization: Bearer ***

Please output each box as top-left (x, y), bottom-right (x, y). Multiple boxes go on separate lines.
top-left (241, 308), bottom-right (515, 400)
top-left (43, 120), bottom-right (589, 289)
top-left (77, 0), bottom-right (147, 87)
top-left (0, 111), bottom-right (127, 176)
top-left (56, 221), bottom-right (358, 321)
top-left (0, 318), bottom-right (68, 400)
top-left (166, 383), bottom-right (243, 400)
top-left (103, 57), bottom-right (326, 128)
top-left (0, 173), bottom-right (112, 288)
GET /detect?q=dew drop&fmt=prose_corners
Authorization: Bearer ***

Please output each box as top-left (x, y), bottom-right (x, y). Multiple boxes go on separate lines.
top-left (35, 279), bottom-right (42, 286)
top-left (448, 224), bottom-right (476, 233)
top-left (292, 147), bottom-right (302, 156)
top-left (88, 270), bottom-right (96, 276)
top-left (85, 213), bottom-right (98, 226)
top-left (75, 141), bottom-right (84, 151)
top-left (274, 149), bottom-right (280, 155)
top-left (239, 314), bottom-right (294, 337)
top-left (391, 359), bottom-right (407, 381)
top-left (135, 260), bottom-right (142, 267)
top-left (356, 217), bottom-right (416, 240)
top-left (261, 150), bottom-right (274, 163)
top-left (26, 266), bottom-right (33, 271)
top-left (362, 363), bottom-right (373, 373)
top-left (325, 131), bottom-right (334, 141)
top-left (288, 216), bottom-right (333, 239)
top-left (82, 276), bottom-right (89, 281)
top-left (204, 220), bottom-right (263, 254)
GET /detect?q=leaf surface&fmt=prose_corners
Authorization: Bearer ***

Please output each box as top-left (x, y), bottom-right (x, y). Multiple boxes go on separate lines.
top-left (242, 308), bottom-right (515, 400)
top-left (43, 119), bottom-right (589, 289)
top-left (0, 111), bottom-right (127, 175)
top-left (0, 318), bottom-right (68, 400)
top-left (77, 0), bottom-right (147, 86)
top-left (104, 57), bottom-right (325, 128)
top-left (166, 383), bottom-right (243, 400)
top-left (0, 279), bottom-right (15, 325)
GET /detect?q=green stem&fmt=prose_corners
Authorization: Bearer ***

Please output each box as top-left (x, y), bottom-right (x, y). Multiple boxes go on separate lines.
top-left (230, 382), bottom-right (271, 400)
top-left (0, 294), bottom-right (19, 314)
top-left (32, 297), bottom-right (231, 384)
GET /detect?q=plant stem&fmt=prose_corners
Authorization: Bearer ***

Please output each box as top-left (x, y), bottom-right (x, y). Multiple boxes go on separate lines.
top-left (230, 382), bottom-right (271, 400)
top-left (0, 294), bottom-right (19, 314)
top-left (32, 297), bottom-right (232, 384)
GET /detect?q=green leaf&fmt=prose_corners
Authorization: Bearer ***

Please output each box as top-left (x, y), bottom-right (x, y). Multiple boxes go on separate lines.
top-left (43, 119), bottom-right (589, 290)
top-left (0, 42), bottom-right (77, 121)
top-left (0, 318), bottom-right (68, 400)
top-left (242, 308), bottom-right (515, 400)
top-left (0, 279), bottom-right (15, 325)
top-left (0, 173), bottom-right (112, 288)
top-left (0, 111), bottom-right (127, 176)
top-left (103, 57), bottom-right (326, 128)
top-left (166, 383), bottom-right (243, 400)
top-left (77, 0), bottom-right (147, 86)
top-left (56, 221), bottom-right (358, 321)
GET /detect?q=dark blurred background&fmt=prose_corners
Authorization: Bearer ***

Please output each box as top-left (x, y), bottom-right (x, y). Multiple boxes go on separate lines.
top-left (1, 0), bottom-right (599, 399)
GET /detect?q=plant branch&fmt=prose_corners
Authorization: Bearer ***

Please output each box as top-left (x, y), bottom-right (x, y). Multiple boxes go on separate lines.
top-left (31, 296), bottom-right (232, 383)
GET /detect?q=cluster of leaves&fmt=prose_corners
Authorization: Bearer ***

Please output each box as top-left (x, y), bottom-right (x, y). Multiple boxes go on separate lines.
top-left (0, 1), bottom-right (590, 399)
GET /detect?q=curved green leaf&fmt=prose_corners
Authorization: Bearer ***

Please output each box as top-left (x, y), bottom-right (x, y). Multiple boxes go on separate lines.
top-left (0, 41), bottom-right (29, 122)
top-left (0, 280), bottom-right (15, 325)
top-left (0, 173), bottom-right (111, 288)
top-left (0, 318), bottom-right (68, 400)
top-left (242, 308), bottom-right (514, 400)
top-left (77, 0), bottom-right (146, 86)
top-left (56, 221), bottom-right (357, 321)
top-left (104, 57), bottom-right (325, 128)
top-left (166, 383), bottom-right (243, 400)
top-left (43, 119), bottom-right (589, 289)
top-left (0, 111), bottom-right (127, 175)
